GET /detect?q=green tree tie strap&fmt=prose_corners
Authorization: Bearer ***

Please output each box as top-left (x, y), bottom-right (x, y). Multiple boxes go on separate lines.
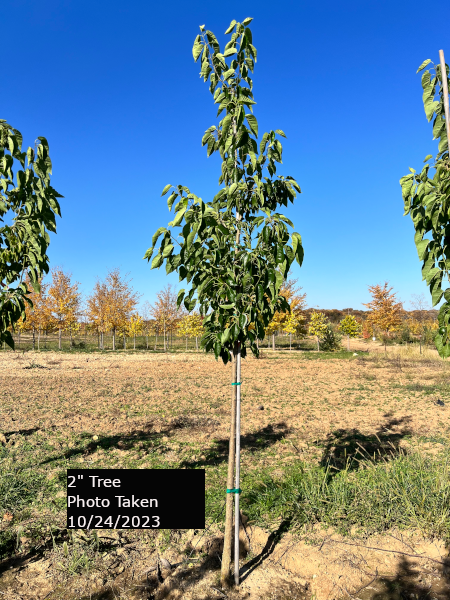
top-left (231, 382), bottom-right (241, 385)
top-left (226, 488), bottom-right (241, 494)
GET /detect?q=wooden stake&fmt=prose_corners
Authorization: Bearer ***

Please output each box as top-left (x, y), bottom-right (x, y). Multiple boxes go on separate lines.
top-left (439, 50), bottom-right (450, 150)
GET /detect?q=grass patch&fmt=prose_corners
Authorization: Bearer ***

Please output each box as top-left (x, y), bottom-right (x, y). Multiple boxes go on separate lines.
top-left (240, 448), bottom-right (450, 541)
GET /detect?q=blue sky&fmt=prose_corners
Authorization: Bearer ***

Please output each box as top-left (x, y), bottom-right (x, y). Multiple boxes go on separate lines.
top-left (3, 0), bottom-right (450, 310)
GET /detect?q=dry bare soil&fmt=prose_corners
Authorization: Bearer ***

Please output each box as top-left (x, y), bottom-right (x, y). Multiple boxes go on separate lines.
top-left (0, 346), bottom-right (449, 600)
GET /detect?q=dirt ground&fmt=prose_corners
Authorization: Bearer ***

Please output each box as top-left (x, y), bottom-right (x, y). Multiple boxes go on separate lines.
top-left (0, 344), bottom-right (449, 599)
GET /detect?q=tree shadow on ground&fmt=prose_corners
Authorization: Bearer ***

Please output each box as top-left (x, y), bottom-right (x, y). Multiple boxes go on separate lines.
top-left (318, 413), bottom-right (412, 473)
top-left (359, 555), bottom-right (450, 600)
top-left (36, 421), bottom-right (291, 470)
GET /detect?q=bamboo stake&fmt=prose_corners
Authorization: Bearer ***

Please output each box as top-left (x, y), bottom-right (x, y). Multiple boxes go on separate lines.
top-left (439, 50), bottom-right (450, 148)
top-left (221, 347), bottom-right (237, 586)
top-left (234, 344), bottom-right (242, 586)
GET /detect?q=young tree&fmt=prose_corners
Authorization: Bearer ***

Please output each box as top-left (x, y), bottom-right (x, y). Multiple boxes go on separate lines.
top-left (338, 314), bottom-right (362, 351)
top-left (47, 267), bottom-right (81, 350)
top-left (144, 18), bottom-right (303, 587)
top-left (103, 268), bottom-right (139, 351)
top-left (149, 284), bottom-right (185, 351)
top-left (308, 311), bottom-right (328, 351)
top-left (0, 121), bottom-right (63, 349)
top-left (409, 293), bottom-right (431, 353)
top-left (177, 313), bottom-right (204, 350)
top-left (266, 279), bottom-right (306, 349)
top-left (128, 313), bottom-right (143, 349)
top-left (363, 283), bottom-right (404, 352)
top-left (401, 54), bottom-right (450, 358)
top-left (87, 279), bottom-right (111, 349)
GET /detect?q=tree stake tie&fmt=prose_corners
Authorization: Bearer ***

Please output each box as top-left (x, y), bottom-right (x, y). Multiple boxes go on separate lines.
top-left (227, 488), bottom-right (241, 494)
top-left (231, 382), bottom-right (241, 386)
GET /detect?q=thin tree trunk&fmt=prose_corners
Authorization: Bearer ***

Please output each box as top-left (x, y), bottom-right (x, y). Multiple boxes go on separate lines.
top-left (347, 334), bottom-right (350, 351)
top-left (164, 319), bottom-right (166, 352)
top-left (123, 335), bottom-right (126, 350)
top-left (155, 330), bottom-right (158, 351)
top-left (134, 334), bottom-right (136, 350)
top-left (234, 342), bottom-right (242, 587)
top-left (317, 336), bottom-right (320, 351)
top-left (289, 333), bottom-right (292, 351)
top-left (59, 327), bottom-right (61, 350)
top-left (98, 332), bottom-right (100, 349)
top-left (33, 328), bottom-right (36, 351)
top-left (221, 344), bottom-right (238, 587)
top-left (18, 331), bottom-right (20, 348)
top-left (186, 336), bottom-right (188, 351)
top-left (272, 333), bottom-right (275, 351)
top-left (113, 328), bottom-right (116, 351)
top-left (420, 334), bottom-right (422, 354)
top-left (146, 334), bottom-right (148, 350)
top-left (101, 332), bottom-right (104, 350)
top-left (38, 327), bottom-right (40, 351)
top-left (196, 336), bottom-right (198, 351)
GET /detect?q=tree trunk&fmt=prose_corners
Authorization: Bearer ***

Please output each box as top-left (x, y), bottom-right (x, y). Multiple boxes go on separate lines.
top-left (317, 336), bottom-right (320, 351)
top-left (38, 327), bottom-right (41, 351)
top-left (155, 330), bottom-right (158, 351)
top-left (186, 336), bottom-right (188, 351)
top-left (101, 332), bottom-right (104, 350)
top-left (18, 331), bottom-right (21, 348)
top-left (146, 334), bottom-right (149, 350)
top-left (164, 319), bottom-right (166, 352)
top-left (59, 327), bottom-right (61, 350)
top-left (196, 336), bottom-right (198, 351)
top-left (347, 334), bottom-right (350, 351)
top-left (420, 334), bottom-right (422, 354)
top-left (134, 334), bottom-right (136, 350)
top-left (98, 332), bottom-right (100, 349)
top-left (113, 328), bottom-right (116, 351)
top-left (272, 333), bottom-right (275, 351)
top-left (289, 333), bottom-right (292, 351)
top-left (221, 343), bottom-right (238, 588)
top-left (32, 328), bottom-right (36, 351)
top-left (123, 335), bottom-right (126, 350)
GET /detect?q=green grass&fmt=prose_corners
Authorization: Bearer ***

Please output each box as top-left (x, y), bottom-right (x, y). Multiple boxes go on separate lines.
top-left (1, 423), bottom-right (449, 571)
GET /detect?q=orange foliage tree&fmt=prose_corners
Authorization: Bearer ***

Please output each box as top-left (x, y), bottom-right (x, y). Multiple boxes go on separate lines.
top-left (47, 268), bottom-right (81, 349)
top-left (87, 279), bottom-right (111, 349)
top-left (102, 268), bottom-right (139, 351)
top-left (149, 284), bottom-right (185, 351)
top-left (363, 282), bottom-right (404, 352)
top-left (266, 279), bottom-right (307, 349)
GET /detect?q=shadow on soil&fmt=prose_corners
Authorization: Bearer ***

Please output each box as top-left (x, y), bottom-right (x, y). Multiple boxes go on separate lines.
top-left (357, 555), bottom-right (450, 600)
top-left (319, 413), bottom-right (412, 472)
top-left (35, 420), bottom-right (291, 471)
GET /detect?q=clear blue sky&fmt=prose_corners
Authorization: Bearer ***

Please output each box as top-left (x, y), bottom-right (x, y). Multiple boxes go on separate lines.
top-left (3, 0), bottom-right (450, 311)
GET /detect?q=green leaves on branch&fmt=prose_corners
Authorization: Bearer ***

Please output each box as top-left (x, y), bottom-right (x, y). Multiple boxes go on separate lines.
top-left (145, 19), bottom-right (303, 364)
top-left (401, 57), bottom-right (450, 357)
top-left (0, 120), bottom-right (63, 349)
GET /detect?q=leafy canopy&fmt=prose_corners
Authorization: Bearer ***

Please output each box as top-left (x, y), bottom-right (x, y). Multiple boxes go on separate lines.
top-left (0, 120), bottom-right (63, 349)
top-left (144, 18), bottom-right (303, 364)
top-left (400, 58), bottom-right (450, 356)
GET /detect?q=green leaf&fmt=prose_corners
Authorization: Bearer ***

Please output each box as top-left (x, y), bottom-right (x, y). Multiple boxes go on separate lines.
top-left (275, 129), bottom-right (286, 138)
top-left (225, 20), bottom-right (237, 34)
top-left (193, 37), bottom-right (203, 62)
top-left (167, 192), bottom-right (177, 211)
top-left (246, 114), bottom-right (258, 137)
top-left (162, 244), bottom-right (174, 258)
top-left (242, 17), bottom-right (253, 25)
top-left (223, 48), bottom-right (237, 57)
top-left (152, 227), bottom-right (166, 247)
top-left (416, 59), bottom-right (432, 73)
top-left (170, 206), bottom-right (187, 227)
top-left (423, 154), bottom-right (433, 162)
top-left (432, 286), bottom-right (444, 307)
top-left (221, 327), bottom-right (231, 344)
top-left (161, 184), bottom-right (172, 196)
top-left (416, 238), bottom-right (430, 260)
top-left (151, 254), bottom-right (163, 269)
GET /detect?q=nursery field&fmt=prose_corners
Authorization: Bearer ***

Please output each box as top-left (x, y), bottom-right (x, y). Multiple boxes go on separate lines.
top-left (0, 345), bottom-right (450, 600)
